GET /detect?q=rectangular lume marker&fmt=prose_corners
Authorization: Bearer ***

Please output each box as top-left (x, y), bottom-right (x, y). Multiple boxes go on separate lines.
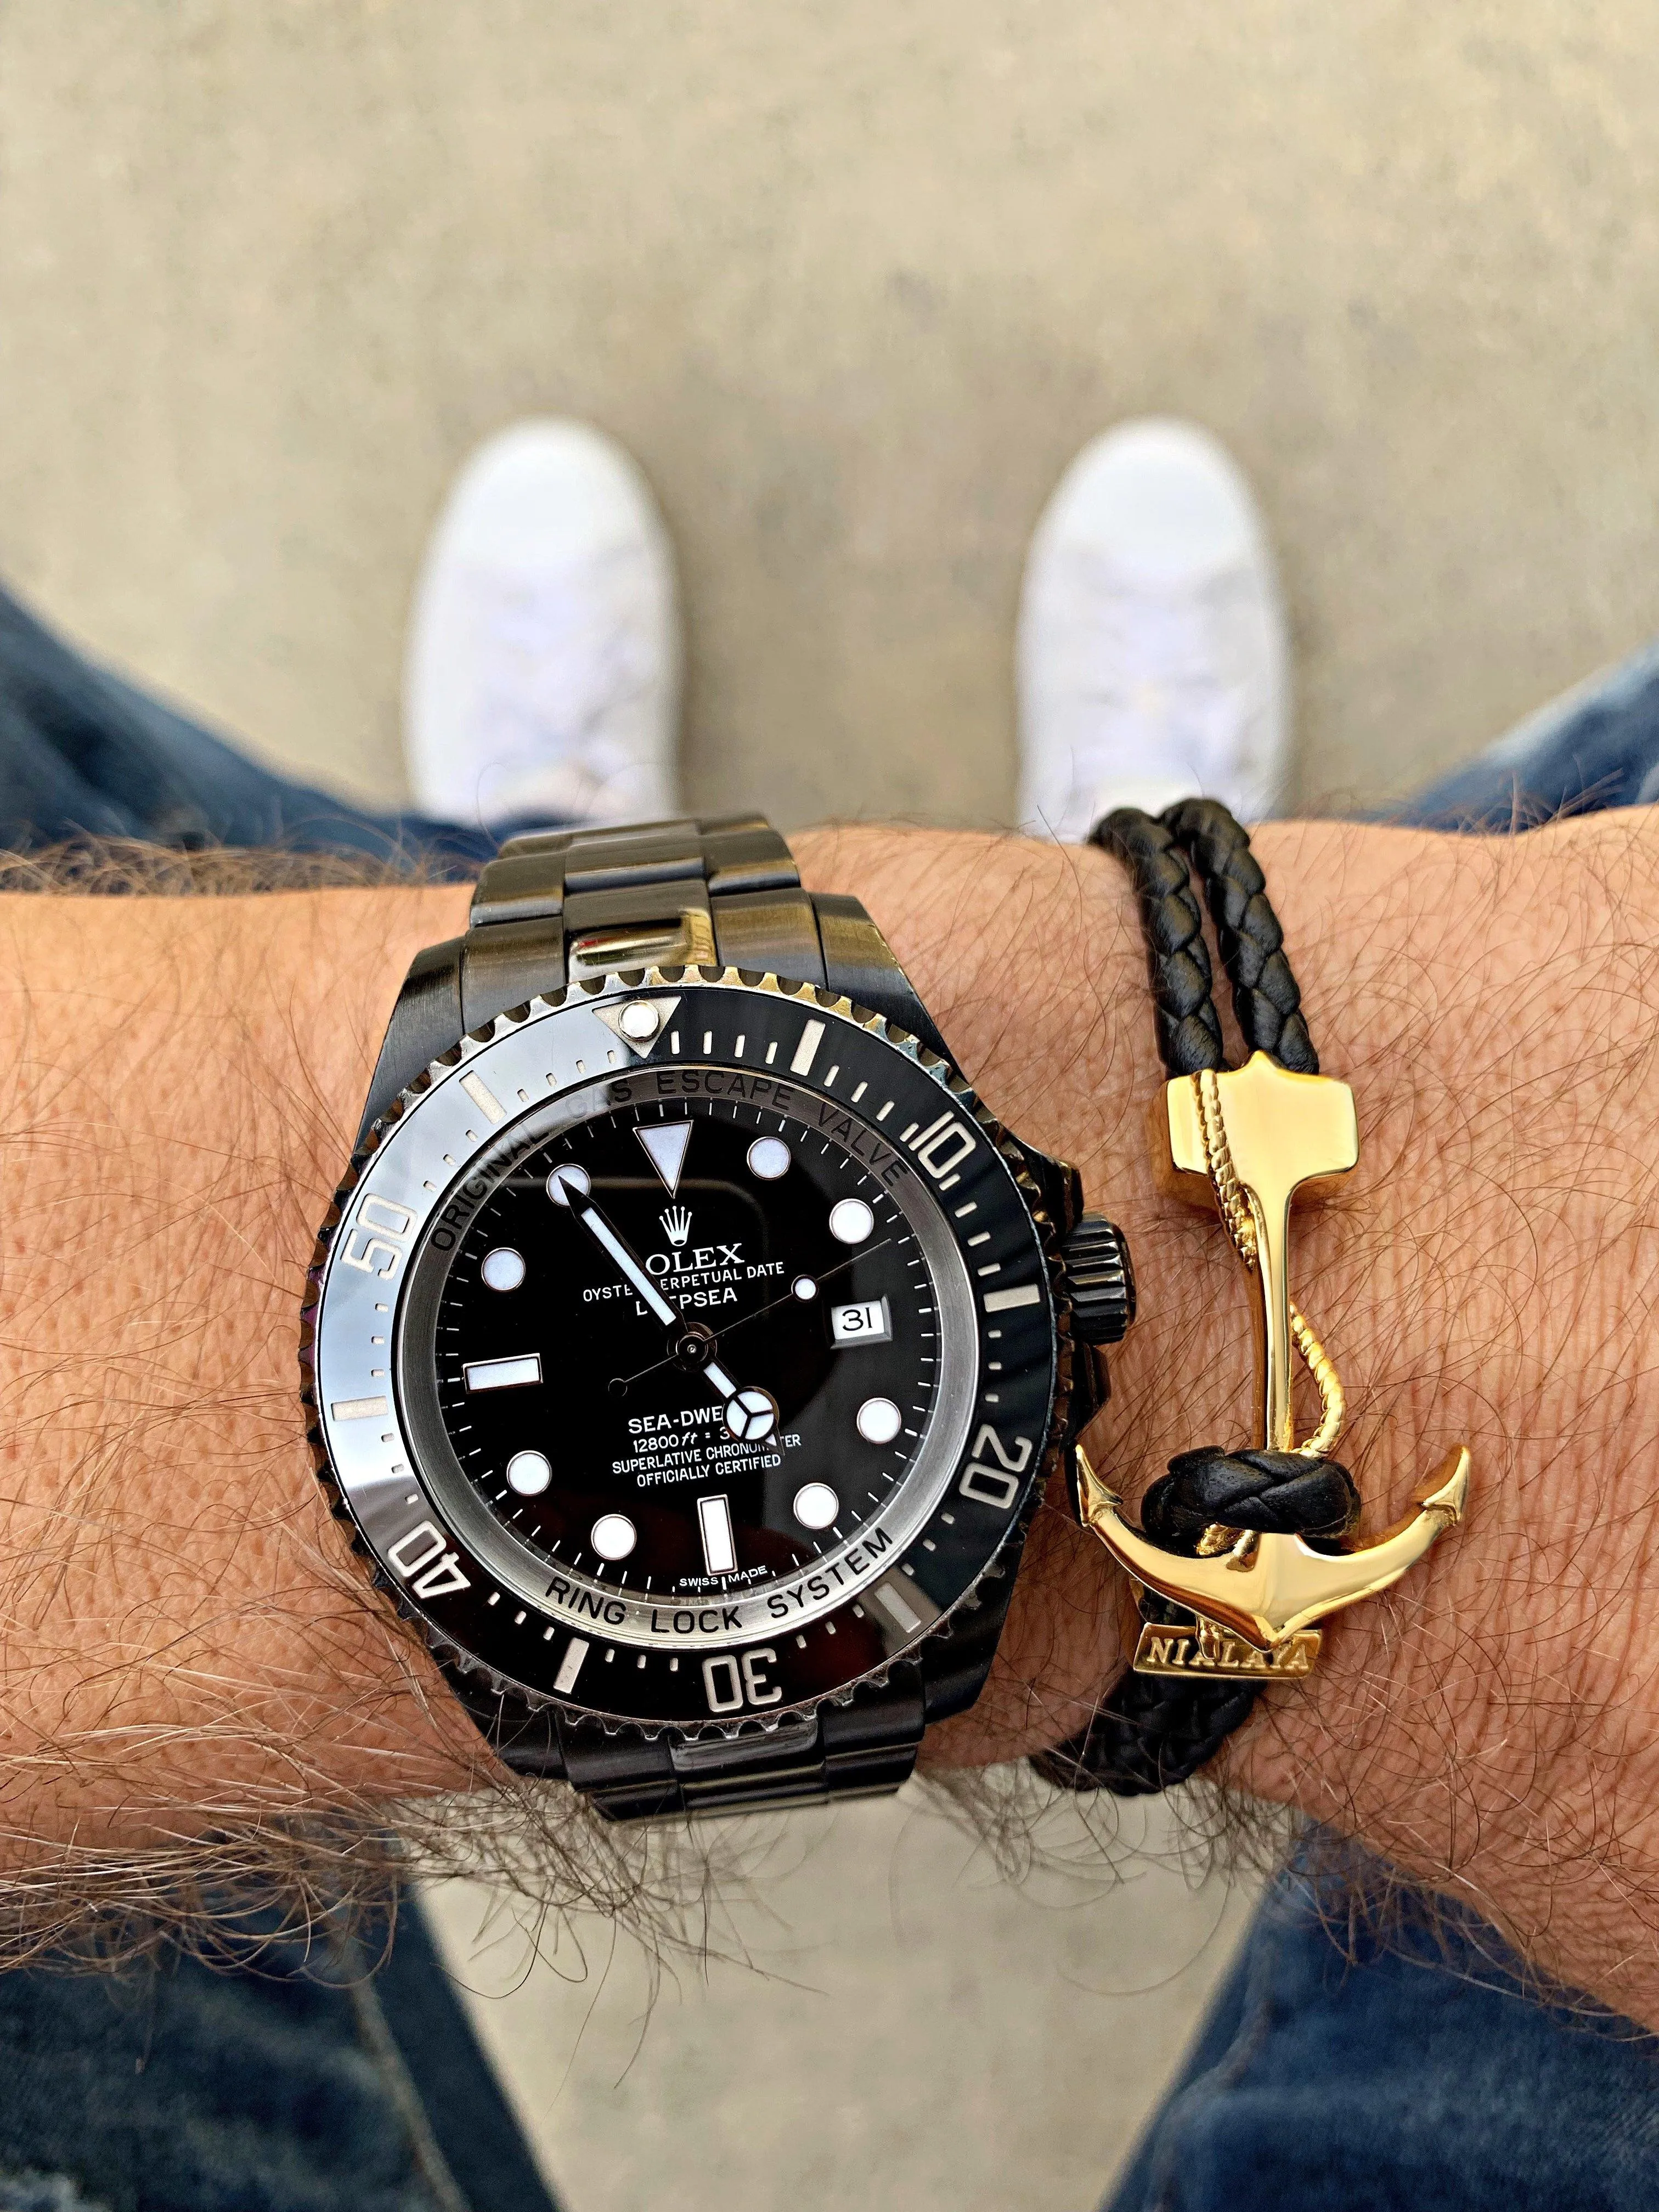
top-left (330, 1395), bottom-right (389, 1422)
top-left (790, 1019), bottom-right (826, 1076)
top-left (869, 1578), bottom-right (923, 1636)
top-left (982, 1284), bottom-right (1042, 1314)
top-left (553, 1637), bottom-right (590, 1694)
top-left (459, 1071), bottom-right (507, 1124)
top-left (697, 1493), bottom-right (737, 1576)
top-left (463, 1353), bottom-right (544, 1393)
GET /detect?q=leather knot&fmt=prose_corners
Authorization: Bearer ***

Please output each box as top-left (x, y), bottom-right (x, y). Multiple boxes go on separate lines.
top-left (1032, 1443), bottom-right (1361, 1799)
top-left (1144, 1447), bottom-right (1361, 1551)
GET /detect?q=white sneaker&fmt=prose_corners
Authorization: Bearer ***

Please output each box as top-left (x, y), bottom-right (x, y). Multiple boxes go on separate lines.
top-left (404, 419), bottom-right (681, 829)
top-left (1017, 418), bottom-right (1289, 842)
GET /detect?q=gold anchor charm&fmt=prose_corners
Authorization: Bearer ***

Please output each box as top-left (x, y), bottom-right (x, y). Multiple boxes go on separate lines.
top-left (1081, 1051), bottom-right (1470, 1677)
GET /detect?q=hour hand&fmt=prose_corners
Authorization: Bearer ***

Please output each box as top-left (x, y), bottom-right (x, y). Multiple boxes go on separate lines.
top-left (549, 1163), bottom-right (682, 1328)
top-left (548, 1165), bottom-right (776, 1439)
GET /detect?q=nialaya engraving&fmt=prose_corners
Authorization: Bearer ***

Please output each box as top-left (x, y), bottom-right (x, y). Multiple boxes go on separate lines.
top-left (1132, 1618), bottom-right (1322, 1679)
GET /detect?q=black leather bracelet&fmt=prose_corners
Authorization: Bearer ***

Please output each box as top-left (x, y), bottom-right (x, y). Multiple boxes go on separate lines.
top-left (1032, 799), bottom-right (1359, 1797)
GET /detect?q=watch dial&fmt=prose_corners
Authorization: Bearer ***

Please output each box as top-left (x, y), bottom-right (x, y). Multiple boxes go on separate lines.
top-left (427, 1091), bottom-right (940, 1602)
top-left (319, 978), bottom-right (1062, 1726)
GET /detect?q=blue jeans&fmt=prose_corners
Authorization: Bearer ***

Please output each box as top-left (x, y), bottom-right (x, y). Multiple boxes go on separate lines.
top-left (1107, 1835), bottom-right (1659, 2212)
top-left (3, 580), bottom-right (1658, 2208)
top-left (0, 1899), bottom-right (561, 2212)
top-left (0, 580), bottom-right (529, 867)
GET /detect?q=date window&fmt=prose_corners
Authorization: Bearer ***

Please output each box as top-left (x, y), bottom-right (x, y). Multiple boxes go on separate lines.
top-left (831, 1296), bottom-right (891, 1347)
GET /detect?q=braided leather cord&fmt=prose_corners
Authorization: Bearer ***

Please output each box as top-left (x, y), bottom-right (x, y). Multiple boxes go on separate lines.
top-left (1161, 797), bottom-right (1318, 1074)
top-left (1032, 802), bottom-right (1356, 1797)
top-left (1092, 809), bottom-right (1225, 1077)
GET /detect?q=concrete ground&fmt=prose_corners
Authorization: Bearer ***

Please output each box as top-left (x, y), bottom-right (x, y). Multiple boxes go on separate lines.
top-left (4, 5), bottom-right (1658, 833)
top-left (420, 1794), bottom-right (1260, 2212)
top-left (2, 3), bottom-right (1653, 2203)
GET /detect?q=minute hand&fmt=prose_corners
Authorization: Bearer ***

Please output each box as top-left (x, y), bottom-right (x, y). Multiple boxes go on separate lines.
top-left (574, 1203), bottom-right (740, 1400)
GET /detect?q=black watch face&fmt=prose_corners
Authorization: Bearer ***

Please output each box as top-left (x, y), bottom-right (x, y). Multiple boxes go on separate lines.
top-left (425, 1096), bottom-right (942, 1602)
top-left (309, 976), bottom-right (1061, 1729)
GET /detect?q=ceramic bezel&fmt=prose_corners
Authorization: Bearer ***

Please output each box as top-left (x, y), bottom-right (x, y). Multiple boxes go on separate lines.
top-left (302, 966), bottom-right (1065, 1734)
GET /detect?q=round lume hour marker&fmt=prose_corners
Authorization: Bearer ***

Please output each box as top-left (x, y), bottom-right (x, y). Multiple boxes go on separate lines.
top-left (590, 1513), bottom-right (637, 1561)
top-left (481, 1246), bottom-right (526, 1293)
top-left (619, 1001), bottom-right (661, 1041)
top-left (747, 1135), bottom-right (792, 1180)
top-left (792, 1274), bottom-right (818, 1300)
top-left (829, 1197), bottom-right (875, 1245)
top-left (856, 1396), bottom-right (903, 1445)
top-left (793, 1481), bottom-right (840, 1531)
top-left (546, 1163), bottom-right (591, 1206)
top-left (506, 1449), bottom-right (551, 1497)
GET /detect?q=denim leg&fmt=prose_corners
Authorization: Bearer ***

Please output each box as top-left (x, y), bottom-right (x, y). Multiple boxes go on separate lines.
top-left (1105, 1842), bottom-right (1659, 2212)
top-left (0, 583), bottom-right (499, 868)
top-left (1387, 636), bottom-right (1659, 829)
top-left (0, 1893), bottom-right (565, 2212)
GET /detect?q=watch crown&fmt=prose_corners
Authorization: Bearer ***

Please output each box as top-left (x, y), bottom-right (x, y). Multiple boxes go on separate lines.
top-left (1061, 1215), bottom-right (1137, 1346)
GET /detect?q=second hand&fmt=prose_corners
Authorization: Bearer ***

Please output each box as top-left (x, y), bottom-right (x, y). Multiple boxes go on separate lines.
top-left (608, 1238), bottom-right (892, 1395)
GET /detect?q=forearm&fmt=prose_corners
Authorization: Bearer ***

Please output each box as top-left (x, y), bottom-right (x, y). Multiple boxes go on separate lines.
top-left (1, 816), bottom-right (1656, 2022)
top-left (797, 817), bottom-right (1659, 2025)
top-left (0, 883), bottom-right (487, 1871)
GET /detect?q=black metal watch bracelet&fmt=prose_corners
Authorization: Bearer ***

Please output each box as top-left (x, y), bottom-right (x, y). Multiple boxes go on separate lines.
top-left (1033, 798), bottom-right (1363, 1798)
top-left (350, 814), bottom-right (1088, 1823)
top-left (357, 816), bottom-right (947, 1818)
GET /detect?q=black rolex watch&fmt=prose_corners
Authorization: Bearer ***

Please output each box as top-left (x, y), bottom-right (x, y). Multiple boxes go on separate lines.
top-left (303, 816), bottom-right (1133, 1822)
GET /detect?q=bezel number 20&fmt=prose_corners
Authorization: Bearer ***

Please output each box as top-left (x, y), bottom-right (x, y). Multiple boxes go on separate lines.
top-left (958, 1423), bottom-right (1034, 1511)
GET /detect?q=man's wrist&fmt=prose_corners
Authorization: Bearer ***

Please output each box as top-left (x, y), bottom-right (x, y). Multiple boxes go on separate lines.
top-left (0, 881), bottom-right (484, 1865)
top-left (802, 816), bottom-right (1659, 2023)
top-left (5, 816), bottom-right (1653, 2022)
